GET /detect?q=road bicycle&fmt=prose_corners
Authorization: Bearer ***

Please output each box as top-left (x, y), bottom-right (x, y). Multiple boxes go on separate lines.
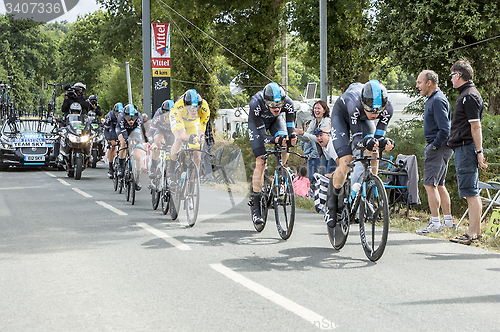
top-left (113, 139), bottom-right (146, 205)
top-left (250, 143), bottom-right (305, 240)
top-left (150, 143), bottom-right (171, 215)
top-left (169, 142), bottom-right (203, 226)
top-left (327, 147), bottom-right (391, 261)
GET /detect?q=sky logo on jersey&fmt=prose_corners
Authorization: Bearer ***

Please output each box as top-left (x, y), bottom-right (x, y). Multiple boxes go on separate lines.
top-left (3, 0), bottom-right (79, 22)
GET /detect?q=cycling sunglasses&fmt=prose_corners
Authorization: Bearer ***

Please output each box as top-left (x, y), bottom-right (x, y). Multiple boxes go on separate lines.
top-left (265, 100), bottom-right (284, 109)
top-left (124, 114), bottom-right (138, 122)
top-left (185, 104), bottom-right (201, 113)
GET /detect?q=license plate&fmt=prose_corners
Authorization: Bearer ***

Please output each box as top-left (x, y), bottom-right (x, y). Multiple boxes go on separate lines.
top-left (24, 155), bottom-right (45, 161)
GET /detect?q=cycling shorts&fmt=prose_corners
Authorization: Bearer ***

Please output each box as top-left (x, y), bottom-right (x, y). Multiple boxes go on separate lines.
top-left (249, 115), bottom-right (287, 158)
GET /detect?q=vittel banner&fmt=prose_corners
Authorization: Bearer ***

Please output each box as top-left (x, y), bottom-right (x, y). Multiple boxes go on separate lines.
top-left (151, 23), bottom-right (171, 110)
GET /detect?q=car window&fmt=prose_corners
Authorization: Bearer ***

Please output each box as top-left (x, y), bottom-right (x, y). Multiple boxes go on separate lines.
top-left (1, 120), bottom-right (56, 135)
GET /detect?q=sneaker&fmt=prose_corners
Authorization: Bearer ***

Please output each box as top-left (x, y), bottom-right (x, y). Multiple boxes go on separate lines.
top-left (107, 169), bottom-right (114, 179)
top-left (415, 221), bottom-right (443, 234)
top-left (443, 222), bottom-right (456, 229)
top-left (135, 180), bottom-right (142, 191)
top-left (450, 233), bottom-right (473, 245)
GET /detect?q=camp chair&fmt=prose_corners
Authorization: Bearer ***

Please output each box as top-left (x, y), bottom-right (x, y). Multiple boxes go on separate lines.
top-left (213, 148), bottom-right (242, 184)
top-left (456, 181), bottom-right (500, 229)
top-left (378, 155), bottom-right (410, 217)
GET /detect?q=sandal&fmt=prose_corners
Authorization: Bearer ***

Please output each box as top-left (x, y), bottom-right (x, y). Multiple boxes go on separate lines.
top-left (450, 233), bottom-right (473, 245)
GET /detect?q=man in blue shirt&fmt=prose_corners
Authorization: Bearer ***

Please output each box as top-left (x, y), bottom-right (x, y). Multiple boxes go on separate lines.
top-left (415, 70), bottom-right (454, 234)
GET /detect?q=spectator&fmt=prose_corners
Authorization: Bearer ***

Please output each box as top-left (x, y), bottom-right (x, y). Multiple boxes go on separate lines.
top-left (299, 120), bottom-right (320, 186)
top-left (415, 70), bottom-right (454, 234)
top-left (447, 59), bottom-right (487, 245)
top-left (293, 166), bottom-right (310, 197)
top-left (295, 100), bottom-right (336, 174)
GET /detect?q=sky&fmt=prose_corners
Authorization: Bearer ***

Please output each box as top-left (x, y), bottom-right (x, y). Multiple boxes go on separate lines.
top-left (0, 0), bottom-right (102, 23)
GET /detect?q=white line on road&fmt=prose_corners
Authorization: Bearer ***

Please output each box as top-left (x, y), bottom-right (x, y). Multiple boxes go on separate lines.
top-left (210, 263), bottom-right (336, 330)
top-left (45, 172), bottom-right (57, 178)
top-left (136, 223), bottom-right (192, 251)
top-left (72, 188), bottom-right (92, 198)
top-left (57, 179), bottom-right (70, 186)
top-left (0, 186), bottom-right (43, 190)
top-left (95, 201), bottom-right (128, 216)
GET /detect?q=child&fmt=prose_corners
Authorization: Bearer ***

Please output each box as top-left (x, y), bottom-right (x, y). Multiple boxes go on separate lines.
top-left (293, 166), bottom-right (310, 197)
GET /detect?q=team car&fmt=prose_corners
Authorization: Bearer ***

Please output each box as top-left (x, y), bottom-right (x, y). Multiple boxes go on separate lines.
top-left (0, 116), bottom-right (59, 169)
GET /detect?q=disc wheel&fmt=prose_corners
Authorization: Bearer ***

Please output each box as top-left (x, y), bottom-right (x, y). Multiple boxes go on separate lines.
top-left (251, 170), bottom-right (270, 233)
top-left (130, 176), bottom-right (136, 205)
top-left (359, 175), bottom-right (390, 262)
top-left (274, 168), bottom-right (295, 240)
top-left (185, 162), bottom-right (200, 227)
top-left (152, 188), bottom-right (160, 210)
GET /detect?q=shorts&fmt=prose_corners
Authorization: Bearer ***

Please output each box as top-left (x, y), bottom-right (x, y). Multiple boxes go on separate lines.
top-left (424, 143), bottom-right (453, 186)
top-left (104, 127), bottom-right (118, 142)
top-left (453, 143), bottom-right (479, 197)
top-left (249, 114), bottom-right (287, 157)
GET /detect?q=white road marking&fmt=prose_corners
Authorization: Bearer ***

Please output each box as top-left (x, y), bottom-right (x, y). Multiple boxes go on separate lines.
top-left (95, 201), bottom-right (128, 216)
top-left (45, 172), bottom-right (57, 178)
top-left (72, 188), bottom-right (92, 198)
top-left (0, 186), bottom-right (43, 190)
top-left (210, 263), bottom-right (336, 330)
top-left (136, 222), bottom-right (192, 251)
top-left (57, 179), bottom-right (70, 186)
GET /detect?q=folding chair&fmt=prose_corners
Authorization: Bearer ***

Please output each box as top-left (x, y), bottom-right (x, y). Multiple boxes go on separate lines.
top-left (213, 149), bottom-right (242, 184)
top-left (457, 181), bottom-right (500, 228)
top-left (211, 147), bottom-right (225, 182)
top-left (378, 155), bottom-right (410, 217)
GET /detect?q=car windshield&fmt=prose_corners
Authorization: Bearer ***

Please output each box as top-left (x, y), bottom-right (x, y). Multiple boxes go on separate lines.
top-left (2, 120), bottom-right (56, 135)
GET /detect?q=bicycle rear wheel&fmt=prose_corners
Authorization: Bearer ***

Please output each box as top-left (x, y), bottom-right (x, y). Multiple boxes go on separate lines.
top-left (152, 188), bottom-right (160, 210)
top-left (327, 183), bottom-right (351, 250)
top-left (170, 164), bottom-right (182, 220)
top-left (185, 161), bottom-right (200, 227)
top-left (359, 174), bottom-right (390, 262)
top-left (252, 170), bottom-right (270, 233)
top-left (131, 176), bottom-right (136, 205)
top-left (274, 167), bottom-right (295, 240)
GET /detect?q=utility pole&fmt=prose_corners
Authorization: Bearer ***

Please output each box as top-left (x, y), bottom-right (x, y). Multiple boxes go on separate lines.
top-left (142, 0), bottom-right (151, 118)
top-left (125, 62), bottom-right (133, 105)
top-left (319, 0), bottom-right (327, 102)
top-left (281, 30), bottom-right (288, 92)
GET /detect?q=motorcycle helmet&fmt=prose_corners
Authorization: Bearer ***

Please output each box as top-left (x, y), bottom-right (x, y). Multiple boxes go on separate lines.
top-left (161, 99), bottom-right (174, 113)
top-left (89, 95), bottom-right (97, 105)
top-left (123, 104), bottom-right (138, 122)
top-left (263, 82), bottom-right (286, 109)
top-left (362, 80), bottom-right (388, 114)
top-left (113, 102), bottom-right (124, 117)
top-left (69, 102), bottom-right (82, 114)
top-left (183, 89), bottom-right (202, 113)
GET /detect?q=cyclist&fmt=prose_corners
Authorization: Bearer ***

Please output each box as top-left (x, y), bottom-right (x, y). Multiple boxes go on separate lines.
top-left (104, 102), bottom-right (123, 178)
top-left (167, 89), bottom-right (210, 180)
top-left (148, 99), bottom-right (175, 181)
top-left (248, 82), bottom-right (297, 226)
top-left (324, 80), bottom-right (395, 228)
top-left (116, 103), bottom-right (145, 191)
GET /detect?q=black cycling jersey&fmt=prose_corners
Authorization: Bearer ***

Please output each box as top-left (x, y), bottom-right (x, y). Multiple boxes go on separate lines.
top-left (61, 96), bottom-right (91, 117)
top-left (247, 91), bottom-right (295, 157)
top-left (330, 83), bottom-right (394, 158)
top-left (148, 108), bottom-right (174, 146)
top-left (103, 111), bottom-right (119, 141)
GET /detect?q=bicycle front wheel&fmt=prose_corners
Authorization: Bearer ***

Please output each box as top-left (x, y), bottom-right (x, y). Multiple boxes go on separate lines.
top-left (170, 165), bottom-right (182, 221)
top-left (274, 167), bottom-right (295, 240)
top-left (185, 161), bottom-right (200, 227)
top-left (359, 174), bottom-right (390, 262)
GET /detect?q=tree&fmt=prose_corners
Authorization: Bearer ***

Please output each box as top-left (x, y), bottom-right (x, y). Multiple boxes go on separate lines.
top-left (371, 0), bottom-right (500, 113)
top-left (287, 0), bottom-right (373, 92)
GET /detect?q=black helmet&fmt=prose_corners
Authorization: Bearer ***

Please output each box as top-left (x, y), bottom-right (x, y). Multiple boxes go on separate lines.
top-left (263, 82), bottom-right (286, 109)
top-left (69, 102), bottom-right (82, 114)
top-left (161, 99), bottom-right (174, 113)
top-left (123, 104), bottom-right (138, 121)
top-left (183, 89), bottom-right (202, 113)
top-left (362, 80), bottom-right (388, 114)
top-left (89, 95), bottom-right (97, 104)
top-left (113, 102), bottom-right (123, 116)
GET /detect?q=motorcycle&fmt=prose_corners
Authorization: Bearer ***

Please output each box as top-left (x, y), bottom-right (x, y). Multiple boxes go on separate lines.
top-left (58, 113), bottom-right (93, 180)
top-left (87, 111), bottom-right (105, 168)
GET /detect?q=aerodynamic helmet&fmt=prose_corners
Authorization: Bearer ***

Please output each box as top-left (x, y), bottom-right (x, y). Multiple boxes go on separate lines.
top-left (123, 104), bottom-right (138, 122)
top-left (113, 102), bottom-right (124, 117)
top-left (361, 80), bottom-right (388, 114)
top-left (263, 82), bottom-right (286, 109)
top-left (183, 89), bottom-right (202, 113)
top-left (161, 99), bottom-right (175, 113)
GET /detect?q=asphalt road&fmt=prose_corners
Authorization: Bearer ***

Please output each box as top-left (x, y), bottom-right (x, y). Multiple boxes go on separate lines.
top-left (1, 164), bottom-right (499, 331)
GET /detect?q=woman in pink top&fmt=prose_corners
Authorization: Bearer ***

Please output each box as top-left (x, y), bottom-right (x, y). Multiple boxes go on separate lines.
top-left (293, 166), bottom-right (310, 197)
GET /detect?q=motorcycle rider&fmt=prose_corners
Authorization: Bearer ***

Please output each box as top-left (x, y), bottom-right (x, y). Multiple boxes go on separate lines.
top-left (88, 95), bottom-right (102, 118)
top-left (148, 99), bottom-right (175, 181)
top-left (58, 102), bottom-right (85, 163)
top-left (116, 104), bottom-right (145, 191)
top-left (104, 102), bottom-right (123, 178)
top-left (61, 82), bottom-right (91, 119)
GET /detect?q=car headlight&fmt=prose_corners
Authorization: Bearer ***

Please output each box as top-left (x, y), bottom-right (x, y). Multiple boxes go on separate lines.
top-left (0, 137), bottom-right (15, 150)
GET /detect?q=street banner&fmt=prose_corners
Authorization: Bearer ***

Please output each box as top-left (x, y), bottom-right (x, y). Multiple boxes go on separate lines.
top-left (151, 23), bottom-right (171, 111)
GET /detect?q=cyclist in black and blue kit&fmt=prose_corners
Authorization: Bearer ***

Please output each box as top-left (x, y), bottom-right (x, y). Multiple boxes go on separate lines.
top-left (325, 80), bottom-right (395, 228)
top-left (104, 102), bottom-right (123, 178)
top-left (148, 99), bottom-right (175, 180)
top-left (116, 104), bottom-right (145, 190)
top-left (248, 82), bottom-right (297, 226)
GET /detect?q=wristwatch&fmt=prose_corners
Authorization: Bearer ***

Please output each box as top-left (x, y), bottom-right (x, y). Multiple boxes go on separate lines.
top-left (431, 145), bottom-right (438, 151)
top-left (475, 148), bottom-right (484, 154)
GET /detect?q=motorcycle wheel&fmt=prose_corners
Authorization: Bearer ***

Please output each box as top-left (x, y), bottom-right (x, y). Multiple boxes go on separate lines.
top-left (75, 155), bottom-right (83, 180)
top-left (91, 149), bottom-right (98, 168)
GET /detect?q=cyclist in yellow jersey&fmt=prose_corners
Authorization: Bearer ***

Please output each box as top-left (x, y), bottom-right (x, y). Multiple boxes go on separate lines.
top-left (168, 89), bottom-right (210, 178)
